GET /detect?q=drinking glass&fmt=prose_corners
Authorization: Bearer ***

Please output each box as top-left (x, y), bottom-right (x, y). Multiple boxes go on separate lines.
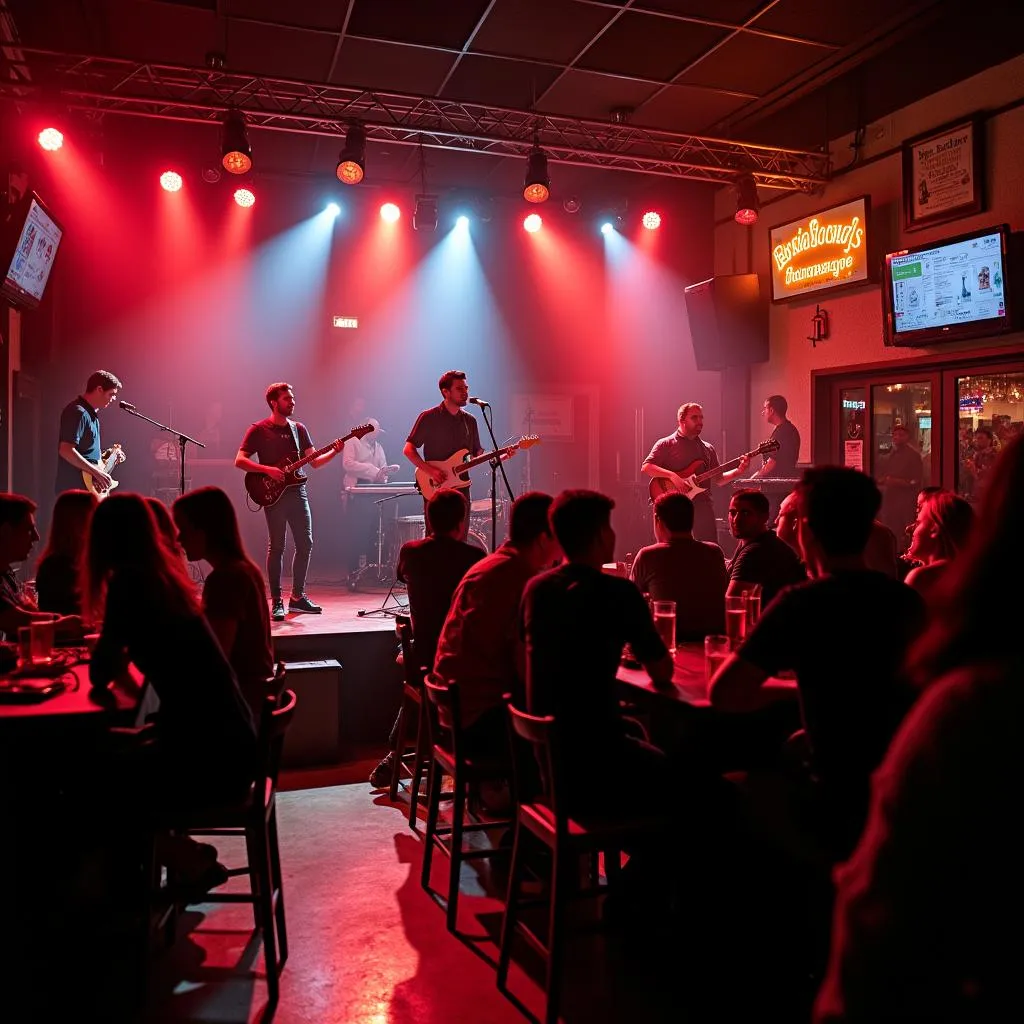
top-left (725, 595), bottom-right (748, 649)
top-left (745, 585), bottom-right (763, 631)
top-left (30, 619), bottom-right (56, 665)
top-left (17, 626), bottom-right (32, 668)
top-left (651, 599), bottom-right (677, 655)
top-left (705, 635), bottom-right (730, 682)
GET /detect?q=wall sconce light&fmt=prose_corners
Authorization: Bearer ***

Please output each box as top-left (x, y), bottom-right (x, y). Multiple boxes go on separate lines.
top-left (808, 304), bottom-right (830, 347)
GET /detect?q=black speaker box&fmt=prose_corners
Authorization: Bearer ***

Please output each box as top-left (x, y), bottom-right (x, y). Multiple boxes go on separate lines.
top-left (684, 273), bottom-right (768, 371)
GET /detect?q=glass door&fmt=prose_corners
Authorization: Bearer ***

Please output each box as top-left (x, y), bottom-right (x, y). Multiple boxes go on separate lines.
top-left (953, 370), bottom-right (1024, 504)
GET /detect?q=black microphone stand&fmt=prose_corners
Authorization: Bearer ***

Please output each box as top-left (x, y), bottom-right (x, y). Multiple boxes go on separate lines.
top-left (479, 403), bottom-right (516, 552)
top-left (121, 404), bottom-right (205, 496)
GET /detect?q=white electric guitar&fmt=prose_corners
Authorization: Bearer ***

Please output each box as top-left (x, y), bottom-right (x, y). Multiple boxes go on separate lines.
top-left (83, 444), bottom-right (127, 500)
top-left (416, 436), bottom-right (542, 501)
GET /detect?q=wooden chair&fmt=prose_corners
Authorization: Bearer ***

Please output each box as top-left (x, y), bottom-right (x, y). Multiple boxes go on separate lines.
top-left (421, 678), bottom-right (512, 933)
top-left (497, 704), bottom-right (675, 1024)
top-left (389, 615), bottom-right (431, 826)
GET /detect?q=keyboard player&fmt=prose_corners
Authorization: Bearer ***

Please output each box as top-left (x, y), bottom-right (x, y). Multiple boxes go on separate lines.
top-left (342, 418), bottom-right (401, 574)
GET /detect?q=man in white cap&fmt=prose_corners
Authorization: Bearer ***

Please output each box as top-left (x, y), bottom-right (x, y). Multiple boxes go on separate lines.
top-left (342, 418), bottom-right (401, 577)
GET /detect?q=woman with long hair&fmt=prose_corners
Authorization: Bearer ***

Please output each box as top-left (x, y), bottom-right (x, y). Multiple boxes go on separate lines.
top-left (145, 496), bottom-right (185, 559)
top-left (903, 491), bottom-right (974, 600)
top-left (816, 437), bottom-right (1021, 1022)
top-left (35, 489), bottom-right (97, 615)
top-left (172, 486), bottom-right (274, 712)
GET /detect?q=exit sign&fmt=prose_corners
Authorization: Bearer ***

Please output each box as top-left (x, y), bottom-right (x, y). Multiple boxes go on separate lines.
top-left (333, 315), bottom-right (359, 329)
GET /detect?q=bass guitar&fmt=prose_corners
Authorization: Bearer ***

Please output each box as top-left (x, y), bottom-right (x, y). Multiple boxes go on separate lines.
top-left (83, 444), bottom-right (126, 500)
top-left (245, 423), bottom-right (374, 509)
top-left (416, 436), bottom-right (542, 501)
top-left (647, 439), bottom-right (780, 502)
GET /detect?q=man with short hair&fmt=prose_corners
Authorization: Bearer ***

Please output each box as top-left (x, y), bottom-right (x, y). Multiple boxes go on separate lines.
top-left (630, 491), bottom-right (727, 640)
top-left (55, 369), bottom-right (124, 495)
top-left (753, 394), bottom-right (800, 478)
top-left (433, 492), bottom-right (559, 753)
top-left (234, 382), bottom-right (343, 621)
top-left (726, 489), bottom-right (806, 606)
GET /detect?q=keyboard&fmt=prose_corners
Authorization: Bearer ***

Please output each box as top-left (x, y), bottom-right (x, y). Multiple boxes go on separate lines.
top-left (344, 484), bottom-right (418, 495)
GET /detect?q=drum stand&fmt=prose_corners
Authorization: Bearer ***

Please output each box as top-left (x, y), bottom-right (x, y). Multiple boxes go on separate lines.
top-left (357, 494), bottom-right (409, 618)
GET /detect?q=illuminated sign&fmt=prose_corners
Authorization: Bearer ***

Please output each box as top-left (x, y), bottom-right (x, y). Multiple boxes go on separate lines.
top-left (769, 196), bottom-right (870, 302)
top-left (842, 399), bottom-right (866, 410)
top-left (333, 316), bottom-right (359, 329)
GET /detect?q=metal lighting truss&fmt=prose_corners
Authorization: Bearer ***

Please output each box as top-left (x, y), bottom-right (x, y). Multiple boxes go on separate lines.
top-left (1, 50), bottom-right (831, 191)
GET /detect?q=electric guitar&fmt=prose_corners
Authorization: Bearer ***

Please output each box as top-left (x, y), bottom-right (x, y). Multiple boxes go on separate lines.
top-left (82, 444), bottom-right (126, 500)
top-left (647, 439), bottom-right (780, 501)
top-left (245, 424), bottom-right (374, 508)
top-left (416, 436), bottom-right (542, 501)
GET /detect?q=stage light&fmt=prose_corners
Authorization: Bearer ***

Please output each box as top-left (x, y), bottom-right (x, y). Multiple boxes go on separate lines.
top-left (234, 188), bottom-right (255, 208)
top-left (642, 211), bottom-right (662, 230)
top-left (413, 194), bottom-right (438, 232)
top-left (455, 215), bottom-right (469, 229)
top-left (734, 173), bottom-right (760, 226)
top-left (523, 213), bottom-right (542, 233)
top-left (37, 127), bottom-right (64, 152)
top-left (380, 202), bottom-right (400, 223)
top-left (326, 202), bottom-right (341, 217)
top-left (336, 124), bottom-right (366, 185)
top-left (159, 171), bottom-right (183, 193)
top-left (221, 110), bottom-right (252, 175)
top-left (601, 221), bottom-right (614, 235)
top-left (523, 146), bottom-right (550, 203)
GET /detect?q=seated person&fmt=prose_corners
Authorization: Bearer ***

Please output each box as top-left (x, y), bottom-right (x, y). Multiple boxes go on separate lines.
top-left (710, 467), bottom-right (926, 855)
top-left (433, 492), bottom-right (559, 754)
top-left (630, 492), bottom-right (727, 640)
top-left (0, 492), bottom-right (81, 639)
top-left (173, 487), bottom-right (275, 714)
top-left (904, 491), bottom-right (974, 601)
top-left (864, 520), bottom-right (899, 578)
top-left (146, 497), bottom-right (186, 560)
top-left (35, 489), bottom-right (98, 616)
top-left (727, 489), bottom-right (806, 606)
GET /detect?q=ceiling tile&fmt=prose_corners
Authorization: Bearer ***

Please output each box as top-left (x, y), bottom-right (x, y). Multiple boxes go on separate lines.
top-left (753, 0), bottom-right (898, 46)
top-left (638, 0), bottom-right (766, 24)
top-left (576, 10), bottom-right (729, 81)
top-left (96, 0), bottom-right (219, 66)
top-left (330, 37), bottom-right (455, 94)
top-left (225, 0), bottom-right (347, 32)
top-left (226, 19), bottom-right (340, 80)
top-left (537, 70), bottom-right (658, 122)
top-left (346, 0), bottom-right (494, 50)
top-left (634, 86), bottom-right (750, 132)
top-left (440, 55), bottom-right (562, 109)
top-left (471, 0), bottom-right (614, 64)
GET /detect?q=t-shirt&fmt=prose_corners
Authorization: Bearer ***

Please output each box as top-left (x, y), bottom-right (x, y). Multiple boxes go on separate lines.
top-left (55, 396), bottom-right (102, 494)
top-left (35, 553), bottom-right (82, 616)
top-left (407, 403), bottom-right (482, 463)
top-left (433, 543), bottom-right (536, 726)
top-left (768, 419), bottom-right (801, 477)
top-left (238, 418), bottom-right (314, 489)
top-left (630, 537), bottom-right (727, 640)
top-left (397, 535), bottom-right (485, 668)
top-left (522, 563), bottom-right (667, 759)
top-left (728, 529), bottom-right (807, 606)
top-left (738, 571), bottom-right (925, 820)
top-left (203, 559), bottom-right (274, 713)
top-left (642, 431), bottom-right (720, 505)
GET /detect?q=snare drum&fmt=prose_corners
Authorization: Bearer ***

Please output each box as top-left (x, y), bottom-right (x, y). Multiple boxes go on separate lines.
top-left (395, 515), bottom-right (426, 545)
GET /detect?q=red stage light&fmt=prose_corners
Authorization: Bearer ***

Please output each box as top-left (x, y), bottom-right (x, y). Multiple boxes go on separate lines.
top-left (523, 213), bottom-right (542, 233)
top-left (734, 207), bottom-right (759, 226)
top-left (380, 202), bottom-right (401, 223)
top-left (160, 171), bottom-right (183, 193)
top-left (234, 188), bottom-right (256, 208)
top-left (642, 211), bottom-right (662, 230)
top-left (38, 128), bottom-right (64, 152)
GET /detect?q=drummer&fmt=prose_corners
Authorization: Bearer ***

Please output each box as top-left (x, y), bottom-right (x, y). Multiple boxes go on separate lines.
top-left (342, 418), bottom-right (400, 575)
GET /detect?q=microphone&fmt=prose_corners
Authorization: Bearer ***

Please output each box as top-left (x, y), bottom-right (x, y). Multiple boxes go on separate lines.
top-left (119, 401), bottom-right (136, 412)
top-left (468, 397), bottom-right (490, 407)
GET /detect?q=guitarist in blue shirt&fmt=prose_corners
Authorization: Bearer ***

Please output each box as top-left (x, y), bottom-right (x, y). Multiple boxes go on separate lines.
top-left (55, 369), bottom-right (123, 496)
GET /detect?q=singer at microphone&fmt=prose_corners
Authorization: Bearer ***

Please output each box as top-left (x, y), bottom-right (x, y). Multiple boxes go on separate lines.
top-left (55, 368), bottom-right (124, 496)
top-left (119, 401), bottom-right (136, 412)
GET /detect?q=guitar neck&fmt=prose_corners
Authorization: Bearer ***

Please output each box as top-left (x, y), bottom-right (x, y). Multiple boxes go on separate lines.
top-left (286, 437), bottom-right (345, 473)
top-left (458, 445), bottom-right (517, 474)
top-left (694, 448), bottom-right (757, 484)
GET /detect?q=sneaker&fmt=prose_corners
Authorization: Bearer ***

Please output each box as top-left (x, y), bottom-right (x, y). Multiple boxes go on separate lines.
top-left (271, 599), bottom-right (286, 622)
top-left (369, 752), bottom-right (395, 788)
top-left (289, 594), bottom-right (322, 614)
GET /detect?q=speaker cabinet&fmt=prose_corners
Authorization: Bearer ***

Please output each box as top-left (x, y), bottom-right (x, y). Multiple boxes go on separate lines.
top-left (684, 273), bottom-right (768, 371)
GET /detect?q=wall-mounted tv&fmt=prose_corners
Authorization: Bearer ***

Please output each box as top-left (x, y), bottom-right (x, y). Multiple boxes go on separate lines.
top-left (1, 192), bottom-right (64, 310)
top-left (883, 224), bottom-right (1013, 347)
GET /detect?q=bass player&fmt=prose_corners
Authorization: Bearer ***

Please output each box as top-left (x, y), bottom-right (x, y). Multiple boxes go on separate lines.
top-left (55, 369), bottom-right (124, 496)
top-left (641, 402), bottom-right (749, 543)
top-left (235, 382), bottom-right (343, 621)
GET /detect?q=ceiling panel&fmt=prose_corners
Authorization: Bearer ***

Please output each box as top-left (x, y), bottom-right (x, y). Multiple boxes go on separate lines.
top-left (226, 19), bottom-right (340, 80)
top-left (225, 0), bottom-right (348, 32)
top-left (754, 0), bottom-right (903, 46)
top-left (471, 0), bottom-right (614, 64)
top-left (635, 86), bottom-right (751, 132)
top-left (634, 0), bottom-right (768, 24)
top-left (329, 37), bottom-right (455, 94)
top-left (440, 55), bottom-right (562, 109)
top-left (95, 0), bottom-right (219, 65)
top-left (346, 0), bottom-right (494, 50)
top-left (537, 70), bottom-right (659, 122)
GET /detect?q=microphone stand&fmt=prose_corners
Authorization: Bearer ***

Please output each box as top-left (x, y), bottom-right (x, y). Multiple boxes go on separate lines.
top-left (479, 403), bottom-right (515, 552)
top-left (121, 404), bottom-right (205, 497)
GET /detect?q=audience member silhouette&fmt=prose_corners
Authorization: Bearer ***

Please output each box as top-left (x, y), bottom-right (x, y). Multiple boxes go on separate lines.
top-left (35, 489), bottom-right (97, 616)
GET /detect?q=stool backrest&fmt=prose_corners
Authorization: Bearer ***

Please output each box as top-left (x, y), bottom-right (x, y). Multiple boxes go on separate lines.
top-left (423, 677), bottom-right (463, 758)
top-left (257, 687), bottom-right (298, 796)
top-left (396, 617), bottom-right (426, 689)
top-left (507, 703), bottom-right (566, 828)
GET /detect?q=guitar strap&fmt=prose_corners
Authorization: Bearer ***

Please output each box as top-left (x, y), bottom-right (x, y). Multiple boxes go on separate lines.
top-left (287, 418), bottom-right (302, 461)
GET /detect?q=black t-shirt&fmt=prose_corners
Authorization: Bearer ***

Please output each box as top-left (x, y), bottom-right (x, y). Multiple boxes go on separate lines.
top-left (55, 396), bottom-right (102, 494)
top-left (522, 563), bottom-right (667, 752)
top-left (239, 418), bottom-right (314, 487)
top-left (407, 403), bottom-right (483, 463)
top-left (397, 535), bottom-right (485, 668)
top-left (728, 529), bottom-right (807, 606)
top-left (35, 553), bottom-right (82, 616)
top-left (768, 420), bottom-right (801, 477)
top-left (642, 431), bottom-right (720, 505)
top-left (738, 571), bottom-right (925, 805)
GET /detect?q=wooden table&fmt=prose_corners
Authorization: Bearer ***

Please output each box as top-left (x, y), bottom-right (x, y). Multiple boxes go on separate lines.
top-left (616, 642), bottom-right (712, 709)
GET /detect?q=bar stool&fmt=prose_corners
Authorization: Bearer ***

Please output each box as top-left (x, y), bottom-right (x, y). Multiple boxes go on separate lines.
top-left (388, 616), bottom-right (431, 827)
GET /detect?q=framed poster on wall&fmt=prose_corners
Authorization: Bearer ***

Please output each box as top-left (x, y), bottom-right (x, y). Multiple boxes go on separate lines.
top-left (902, 116), bottom-right (985, 232)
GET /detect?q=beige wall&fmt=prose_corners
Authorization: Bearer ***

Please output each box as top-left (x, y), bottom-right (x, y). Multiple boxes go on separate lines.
top-left (713, 54), bottom-right (1024, 454)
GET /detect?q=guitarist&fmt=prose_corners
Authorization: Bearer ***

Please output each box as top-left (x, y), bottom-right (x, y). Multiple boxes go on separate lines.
top-left (234, 382), bottom-right (343, 621)
top-left (55, 369), bottom-right (123, 496)
top-left (641, 402), bottom-right (749, 543)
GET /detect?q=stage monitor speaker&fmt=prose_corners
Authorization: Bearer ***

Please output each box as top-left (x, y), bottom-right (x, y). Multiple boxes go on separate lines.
top-left (684, 273), bottom-right (768, 371)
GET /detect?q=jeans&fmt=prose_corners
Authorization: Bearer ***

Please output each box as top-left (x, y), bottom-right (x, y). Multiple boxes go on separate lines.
top-left (264, 486), bottom-right (313, 599)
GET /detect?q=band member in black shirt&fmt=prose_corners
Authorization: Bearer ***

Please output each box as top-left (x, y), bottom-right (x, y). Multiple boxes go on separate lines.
top-left (752, 394), bottom-right (801, 479)
top-left (55, 369), bottom-right (123, 495)
top-left (234, 382), bottom-right (342, 621)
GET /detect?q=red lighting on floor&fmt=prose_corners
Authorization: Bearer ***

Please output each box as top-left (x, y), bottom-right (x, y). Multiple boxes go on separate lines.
top-left (160, 171), bottom-right (183, 193)
top-left (523, 213), bottom-right (542, 233)
top-left (642, 211), bottom-right (662, 230)
top-left (234, 188), bottom-right (256, 208)
top-left (38, 127), bottom-right (64, 152)
top-left (380, 203), bottom-right (401, 223)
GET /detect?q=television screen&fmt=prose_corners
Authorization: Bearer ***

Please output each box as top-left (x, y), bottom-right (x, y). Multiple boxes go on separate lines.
top-left (884, 225), bottom-right (1012, 346)
top-left (2, 192), bottom-right (64, 310)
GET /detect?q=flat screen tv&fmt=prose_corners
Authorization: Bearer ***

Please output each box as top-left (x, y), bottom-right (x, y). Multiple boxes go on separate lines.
top-left (1, 192), bottom-right (64, 310)
top-left (883, 224), bottom-right (1013, 346)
